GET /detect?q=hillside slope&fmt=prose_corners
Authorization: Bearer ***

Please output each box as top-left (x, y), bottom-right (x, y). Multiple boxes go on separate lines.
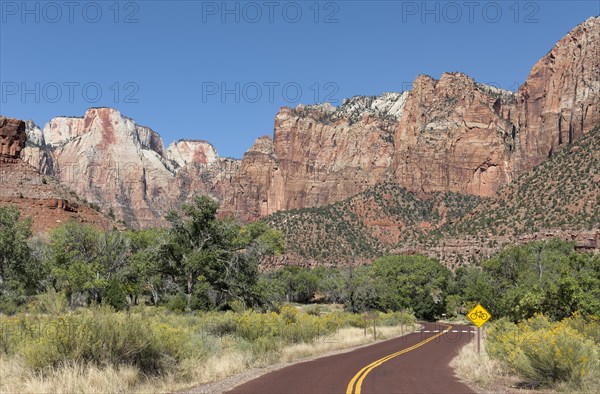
top-left (266, 123), bottom-right (600, 268)
top-left (265, 184), bottom-right (481, 266)
top-left (426, 123), bottom-right (600, 254)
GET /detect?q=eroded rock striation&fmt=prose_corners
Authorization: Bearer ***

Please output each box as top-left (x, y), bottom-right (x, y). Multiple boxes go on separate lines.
top-left (390, 73), bottom-right (517, 197)
top-left (513, 16), bottom-right (600, 169)
top-left (167, 140), bottom-right (218, 167)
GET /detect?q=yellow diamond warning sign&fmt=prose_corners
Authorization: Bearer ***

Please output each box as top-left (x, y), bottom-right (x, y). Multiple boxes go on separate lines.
top-left (467, 304), bottom-right (491, 327)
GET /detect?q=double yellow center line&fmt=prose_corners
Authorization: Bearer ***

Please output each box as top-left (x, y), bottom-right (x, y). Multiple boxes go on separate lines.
top-left (346, 325), bottom-right (453, 394)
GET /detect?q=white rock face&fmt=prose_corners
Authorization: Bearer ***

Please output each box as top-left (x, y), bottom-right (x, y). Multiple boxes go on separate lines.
top-left (475, 82), bottom-right (517, 102)
top-left (22, 121), bottom-right (53, 174)
top-left (24, 120), bottom-right (44, 146)
top-left (44, 116), bottom-right (88, 146)
top-left (337, 91), bottom-right (409, 120)
top-left (167, 140), bottom-right (218, 167)
top-left (23, 107), bottom-right (235, 227)
top-left (370, 92), bottom-right (410, 119)
top-left (135, 125), bottom-right (167, 158)
top-left (299, 91), bottom-right (410, 124)
top-left (23, 108), bottom-right (175, 226)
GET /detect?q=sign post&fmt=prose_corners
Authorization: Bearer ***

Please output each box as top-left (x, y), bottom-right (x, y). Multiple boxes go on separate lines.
top-left (466, 304), bottom-right (492, 354)
top-left (364, 312), bottom-right (378, 340)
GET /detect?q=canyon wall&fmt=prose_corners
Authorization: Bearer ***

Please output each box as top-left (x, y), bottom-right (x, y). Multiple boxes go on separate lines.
top-left (0, 116), bottom-right (117, 233)
top-left (15, 16), bottom-right (600, 228)
top-left (0, 116), bottom-right (27, 162)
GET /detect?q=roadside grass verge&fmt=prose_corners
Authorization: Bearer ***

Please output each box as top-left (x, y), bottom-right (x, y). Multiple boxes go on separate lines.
top-left (0, 306), bottom-right (418, 393)
top-left (453, 314), bottom-right (600, 393)
top-left (451, 338), bottom-right (515, 392)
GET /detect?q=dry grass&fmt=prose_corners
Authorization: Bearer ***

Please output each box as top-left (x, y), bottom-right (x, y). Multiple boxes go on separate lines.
top-left (0, 323), bottom-right (418, 394)
top-left (452, 340), bottom-right (510, 389)
top-left (281, 324), bottom-right (417, 363)
top-left (0, 352), bottom-right (258, 394)
top-left (451, 340), bottom-right (558, 394)
top-left (0, 356), bottom-right (141, 394)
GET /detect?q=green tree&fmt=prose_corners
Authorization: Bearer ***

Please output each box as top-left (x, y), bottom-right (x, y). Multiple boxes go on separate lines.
top-left (163, 196), bottom-right (283, 309)
top-left (371, 255), bottom-right (451, 319)
top-left (463, 240), bottom-right (600, 321)
top-left (316, 267), bottom-right (344, 304)
top-left (342, 265), bottom-right (377, 313)
top-left (271, 266), bottom-right (320, 304)
top-left (453, 265), bottom-right (496, 313)
top-left (47, 222), bottom-right (130, 306)
top-left (104, 278), bottom-right (127, 310)
top-left (122, 228), bottom-right (168, 305)
top-left (0, 207), bottom-right (36, 303)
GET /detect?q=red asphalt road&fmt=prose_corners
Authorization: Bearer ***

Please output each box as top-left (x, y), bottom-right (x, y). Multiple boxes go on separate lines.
top-left (227, 323), bottom-right (475, 394)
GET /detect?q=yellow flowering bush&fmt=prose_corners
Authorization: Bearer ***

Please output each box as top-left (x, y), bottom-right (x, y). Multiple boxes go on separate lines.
top-left (0, 307), bottom-right (205, 373)
top-left (487, 314), bottom-right (600, 388)
top-left (0, 304), bottom-right (416, 376)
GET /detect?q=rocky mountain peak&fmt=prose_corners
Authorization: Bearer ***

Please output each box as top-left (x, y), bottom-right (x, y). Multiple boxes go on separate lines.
top-left (167, 139), bottom-right (219, 167)
top-left (513, 15), bottom-right (599, 170)
top-left (245, 136), bottom-right (275, 156)
top-left (288, 91), bottom-right (410, 125)
top-left (42, 108), bottom-right (164, 156)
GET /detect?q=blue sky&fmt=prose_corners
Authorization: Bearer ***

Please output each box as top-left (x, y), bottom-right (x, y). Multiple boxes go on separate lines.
top-left (1, 1), bottom-right (598, 158)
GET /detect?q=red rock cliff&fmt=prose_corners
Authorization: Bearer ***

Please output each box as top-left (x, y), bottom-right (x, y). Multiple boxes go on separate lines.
top-left (18, 17), bottom-right (600, 227)
top-left (0, 116), bottom-right (27, 162)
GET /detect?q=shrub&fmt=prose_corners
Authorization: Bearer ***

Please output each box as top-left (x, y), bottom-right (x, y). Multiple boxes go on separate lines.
top-left (166, 293), bottom-right (188, 312)
top-left (104, 280), bottom-right (127, 311)
top-left (378, 310), bottom-right (417, 327)
top-left (487, 315), bottom-right (600, 388)
top-left (31, 289), bottom-right (69, 315)
top-left (305, 305), bottom-right (324, 316)
top-left (0, 304), bottom-right (418, 384)
top-left (0, 307), bottom-right (206, 374)
top-left (0, 299), bottom-right (19, 316)
top-left (563, 313), bottom-right (600, 344)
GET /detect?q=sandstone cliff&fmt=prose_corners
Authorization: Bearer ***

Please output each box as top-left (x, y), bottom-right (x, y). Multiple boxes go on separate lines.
top-left (23, 108), bottom-right (241, 227)
top-left (513, 16), bottom-right (600, 169)
top-left (0, 116), bottom-right (117, 233)
top-left (390, 73), bottom-right (517, 197)
top-left (228, 17), bottom-right (598, 215)
top-left (0, 116), bottom-right (27, 162)
top-left (227, 93), bottom-right (408, 219)
top-left (17, 16), bottom-right (600, 231)
top-left (266, 122), bottom-right (600, 268)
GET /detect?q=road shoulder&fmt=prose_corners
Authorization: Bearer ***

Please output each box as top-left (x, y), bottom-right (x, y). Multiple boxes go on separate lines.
top-left (184, 324), bottom-right (422, 394)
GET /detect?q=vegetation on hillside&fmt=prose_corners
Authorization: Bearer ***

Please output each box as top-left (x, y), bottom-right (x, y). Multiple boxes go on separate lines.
top-left (266, 123), bottom-right (599, 266)
top-left (432, 123), bottom-right (600, 242)
top-left (266, 183), bottom-right (481, 264)
top-left (2, 199), bottom-right (599, 392)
